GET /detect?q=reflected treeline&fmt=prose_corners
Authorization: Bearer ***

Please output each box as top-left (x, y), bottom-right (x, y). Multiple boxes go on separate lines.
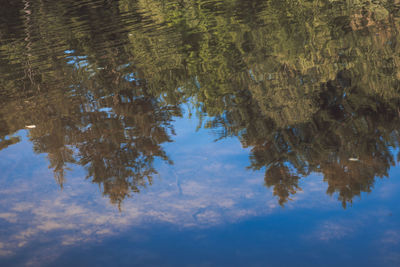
top-left (1, 0), bottom-right (400, 207)
top-left (0, 0), bottom-right (181, 206)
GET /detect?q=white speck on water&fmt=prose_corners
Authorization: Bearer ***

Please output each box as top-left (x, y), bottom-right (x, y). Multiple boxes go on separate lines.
top-left (349, 158), bottom-right (359, 162)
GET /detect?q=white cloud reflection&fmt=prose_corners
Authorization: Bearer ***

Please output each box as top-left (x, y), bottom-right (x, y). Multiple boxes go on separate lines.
top-left (0, 129), bottom-right (398, 266)
top-left (0, 138), bottom-right (284, 264)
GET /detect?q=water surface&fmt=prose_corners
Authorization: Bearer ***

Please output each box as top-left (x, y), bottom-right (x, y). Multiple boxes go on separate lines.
top-left (1, 0), bottom-right (400, 266)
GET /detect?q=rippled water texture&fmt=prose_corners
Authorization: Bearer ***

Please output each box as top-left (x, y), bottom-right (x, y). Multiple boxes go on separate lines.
top-left (1, 0), bottom-right (400, 266)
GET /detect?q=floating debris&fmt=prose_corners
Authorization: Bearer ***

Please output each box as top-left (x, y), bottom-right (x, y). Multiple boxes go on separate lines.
top-left (25, 125), bottom-right (36, 129)
top-left (349, 158), bottom-right (359, 162)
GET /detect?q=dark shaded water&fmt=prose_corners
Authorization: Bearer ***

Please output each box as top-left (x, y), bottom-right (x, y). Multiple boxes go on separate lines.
top-left (1, 0), bottom-right (400, 266)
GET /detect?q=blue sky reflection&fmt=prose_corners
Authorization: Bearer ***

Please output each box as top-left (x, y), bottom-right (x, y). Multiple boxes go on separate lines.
top-left (0, 117), bottom-right (399, 266)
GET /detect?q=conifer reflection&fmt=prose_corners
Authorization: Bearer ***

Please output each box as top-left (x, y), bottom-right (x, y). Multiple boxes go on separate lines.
top-left (1, 0), bottom-right (400, 207)
top-left (0, 0), bottom-right (180, 206)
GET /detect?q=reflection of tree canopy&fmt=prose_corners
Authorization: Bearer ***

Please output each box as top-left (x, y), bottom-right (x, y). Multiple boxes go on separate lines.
top-left (0, 0), bottom-right (181, 206)
top-left (1, 0), bottom-right (400, 207)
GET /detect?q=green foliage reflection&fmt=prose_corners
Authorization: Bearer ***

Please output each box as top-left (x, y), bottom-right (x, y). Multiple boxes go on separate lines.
top-left (1, 0), bottom-right (400, 207)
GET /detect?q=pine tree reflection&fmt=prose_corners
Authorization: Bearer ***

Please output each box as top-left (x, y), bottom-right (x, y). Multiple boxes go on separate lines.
top-left (225, 70), bottom-right (400, 207)
top-left (0, 0), bottom-right (180, 207)
top-left (1, 0), bottom-right (400, 208)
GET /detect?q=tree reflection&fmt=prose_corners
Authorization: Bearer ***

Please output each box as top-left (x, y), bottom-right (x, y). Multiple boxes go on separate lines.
top-left (247, 72), bottom-right (400, 207)
top-left (0, 0), bottom-right (181, 206)
top-left (1, 0), bottom-right (400, 207)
